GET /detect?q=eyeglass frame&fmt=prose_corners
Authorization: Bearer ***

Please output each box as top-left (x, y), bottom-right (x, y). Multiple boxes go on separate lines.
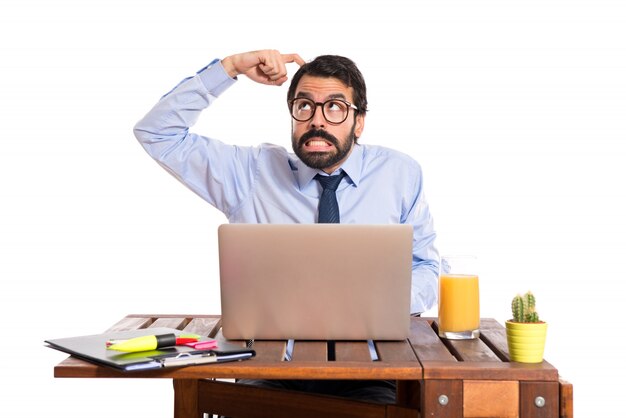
top-left (288, 97), bottom-right (359, 125)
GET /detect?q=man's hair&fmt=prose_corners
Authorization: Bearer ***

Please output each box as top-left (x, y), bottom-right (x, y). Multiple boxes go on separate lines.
top-left (287, 55), bottom-right (368, 116)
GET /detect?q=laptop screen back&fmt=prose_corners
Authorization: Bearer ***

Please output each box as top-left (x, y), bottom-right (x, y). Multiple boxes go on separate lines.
top-left (218, 224), bottom-right (413, 340)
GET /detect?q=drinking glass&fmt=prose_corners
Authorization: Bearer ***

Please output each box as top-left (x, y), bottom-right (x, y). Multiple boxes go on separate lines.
top-left (438, 255), bottom-right (480, 339)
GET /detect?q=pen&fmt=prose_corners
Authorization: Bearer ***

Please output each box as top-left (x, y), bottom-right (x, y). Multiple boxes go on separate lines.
top-left (161, 352), bottom-right (218, 367)
top-left (106, 333), bottom-right (200, 352)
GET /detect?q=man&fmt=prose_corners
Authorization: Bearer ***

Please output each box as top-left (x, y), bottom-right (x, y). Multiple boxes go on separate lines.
top-left (134, 49), bottom-right (439, 403)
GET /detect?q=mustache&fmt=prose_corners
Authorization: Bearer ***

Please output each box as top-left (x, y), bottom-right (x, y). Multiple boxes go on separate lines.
top-left (298, 129), bottom-right (339, 147)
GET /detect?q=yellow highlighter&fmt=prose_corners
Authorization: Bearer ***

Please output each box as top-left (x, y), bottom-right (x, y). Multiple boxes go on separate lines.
top-left (106, 334), bottom-right (178, 352)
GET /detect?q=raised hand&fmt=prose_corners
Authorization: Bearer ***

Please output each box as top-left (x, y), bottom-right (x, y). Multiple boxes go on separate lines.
top-left (221, 50), bottom-right (306, 86)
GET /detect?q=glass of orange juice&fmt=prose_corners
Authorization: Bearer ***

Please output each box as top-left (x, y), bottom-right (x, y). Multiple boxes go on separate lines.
top-left (438, 255), bottom-right (480, 339)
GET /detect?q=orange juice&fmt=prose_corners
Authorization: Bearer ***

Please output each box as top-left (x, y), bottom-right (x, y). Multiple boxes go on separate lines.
top-left (438, 274), bottom-right (480, 336)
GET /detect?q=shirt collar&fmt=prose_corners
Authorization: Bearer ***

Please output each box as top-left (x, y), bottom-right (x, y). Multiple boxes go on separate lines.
top-left (295, 144), bottom-right (363, 189)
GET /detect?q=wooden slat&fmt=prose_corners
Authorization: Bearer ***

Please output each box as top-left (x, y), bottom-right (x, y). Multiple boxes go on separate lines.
top-left (54, 357), bottom-right (109, 378)
top-left (335, 342), bottom-right (372, 362)
top-left (150, 317), bottom-right (190, 329)
top-left (431, 318), bottom-right (501, 362)
top-left (463, 380), bottom-right (519, 418)
top-left (55, 357), bottom-right (423, 379)
top-left (376, 340), bottom-right (419, 363)
top-left (479, 318), bottom-right (511, 360)
top-left (181, 316), bottom-right (221, 337)
top-left (444, 337), bottom-right (502, 362)
top-left (105, 316), bottom-right (154, 332)
top-left (292, 341), bottom-right (328, 361)
top-left (250, 340), bottom-right (287, 362)
top-left (409, 318), bottom-right (457, 362)
top-left (421, 361), bottom-right (559, 381)
top-left (229, 361), bottom-right (421, 380)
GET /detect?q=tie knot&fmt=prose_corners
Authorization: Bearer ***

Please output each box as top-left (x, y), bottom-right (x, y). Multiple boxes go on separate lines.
top-left (314, 172), bottom-right (345, 192)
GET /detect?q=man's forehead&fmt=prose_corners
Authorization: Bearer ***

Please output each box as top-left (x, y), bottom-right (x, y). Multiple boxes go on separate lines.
top-left (294, 75), bottom-right (353, 101)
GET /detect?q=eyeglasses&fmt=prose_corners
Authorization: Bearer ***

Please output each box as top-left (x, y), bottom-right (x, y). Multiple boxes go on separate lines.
top-left (288, 98), bottom-right (359, 124)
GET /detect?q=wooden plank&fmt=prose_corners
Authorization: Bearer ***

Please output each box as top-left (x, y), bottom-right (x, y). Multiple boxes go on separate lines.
top-left (421, 361), bottom-right (558, 381)
top-left (181, 317), bottom-right (221, 337)
top-left (479, 318), bottom-right (511, 361)
top-left (335, 341), bottom-right (373, 362)
top-left (421, 379), bottom-right (463, 418)
top-left (197, 379), bottom-right (387, 418)
top-left (55, 357), bottom-right (422, 379)
top-left (431, 318), bottom-right (502, 362)
top-left (291, 341), bottom-right (328, 361)
top-left (105, 316), bottom-right (154, 332)
top-left (376, 340), bottom-right (419, 363)
top-left (54, 357), bottom-right (113, 378)
top-left (520, 381), bottom-right (559, 418)
top-left (234, 361), bottom-right (422, 380)
top-left (559, 378), bottom-right (574, 418)
top-left (463, 380), bottom-right (519, 418)
top-left (150, 317), bottom-right (190, 329)
top-left (105, 315), bottom-right (220, 339)
top-left (444, 337), bottom-right (502, 362)
top-left (173, 379), bottom-right (199, 418)
top-left (409, 318), bottom-right (457, 362)
top-left (250, 340), bottom-right (287, 362)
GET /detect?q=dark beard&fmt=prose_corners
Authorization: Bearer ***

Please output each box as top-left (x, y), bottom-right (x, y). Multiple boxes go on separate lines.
top-left (292, 124), bottom-right (356, 170)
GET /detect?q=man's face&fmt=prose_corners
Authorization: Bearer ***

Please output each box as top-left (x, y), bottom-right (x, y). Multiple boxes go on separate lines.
top-left (291, 75), bottom-right (364, 174)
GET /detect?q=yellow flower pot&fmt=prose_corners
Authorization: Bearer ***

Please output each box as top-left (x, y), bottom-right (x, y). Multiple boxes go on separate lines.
top-left (505, 320), bottom-right (547, 363)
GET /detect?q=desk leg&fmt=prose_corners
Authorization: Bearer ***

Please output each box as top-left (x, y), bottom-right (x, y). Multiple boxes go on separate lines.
top-left (421, 380), bottom-right (462, 418)
top-left (396, 380), bottom-right (420, 409)
top-left (520, 381), bottom-right (559, 418)
top-left (173, 379), bottom-right (200, 418)
top-left (559, 378), bottom-right (574, 418)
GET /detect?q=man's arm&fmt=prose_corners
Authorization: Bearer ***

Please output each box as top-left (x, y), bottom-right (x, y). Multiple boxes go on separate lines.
top-left (133, 50), bottom-right (304, 215)
top-left (405, 166), bottom-right (440, 314)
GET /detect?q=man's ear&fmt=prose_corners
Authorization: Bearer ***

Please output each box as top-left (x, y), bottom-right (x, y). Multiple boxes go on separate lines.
top-left (354, 114), bottom-right (365, 140)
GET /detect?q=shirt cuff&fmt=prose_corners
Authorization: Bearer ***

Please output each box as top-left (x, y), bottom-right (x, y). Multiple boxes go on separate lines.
top-left (197, 58), bottom-right (237, 97)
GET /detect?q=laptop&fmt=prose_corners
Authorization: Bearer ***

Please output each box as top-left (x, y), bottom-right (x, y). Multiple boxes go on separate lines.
top-left (218, 224), bottom-right (413, 340)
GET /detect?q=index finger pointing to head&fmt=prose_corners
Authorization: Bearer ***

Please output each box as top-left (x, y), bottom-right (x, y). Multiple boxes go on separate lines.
top-left (282, 53), bottom-right (306, 67)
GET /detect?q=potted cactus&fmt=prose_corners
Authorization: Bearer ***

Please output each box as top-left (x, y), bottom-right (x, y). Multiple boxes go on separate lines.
top-left (505, 291), bottom-right (547, 363)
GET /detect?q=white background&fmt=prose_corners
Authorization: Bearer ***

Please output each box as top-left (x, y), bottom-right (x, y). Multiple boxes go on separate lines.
top-left (1, 1), bottom-right (624, 416)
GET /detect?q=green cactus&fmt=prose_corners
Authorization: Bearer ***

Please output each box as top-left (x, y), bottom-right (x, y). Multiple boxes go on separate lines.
top-left (511, 291), bottom-right (541, 323)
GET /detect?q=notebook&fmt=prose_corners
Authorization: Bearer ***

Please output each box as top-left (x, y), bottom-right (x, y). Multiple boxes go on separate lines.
top-left (45, 327), bottom-right (255, 372)
top-left (218, 224), bottom-right (413, 340)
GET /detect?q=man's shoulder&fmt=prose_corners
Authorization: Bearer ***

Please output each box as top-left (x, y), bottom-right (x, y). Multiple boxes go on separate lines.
top-left (254, 142), bottom-right (299, 168)
top-left (360, 144), bottom-right (422, 168)
top-left (256, 142), bottom-right (293, 158)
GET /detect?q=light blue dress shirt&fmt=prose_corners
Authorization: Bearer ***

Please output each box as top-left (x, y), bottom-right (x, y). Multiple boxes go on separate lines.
top-left (134, 60), bottom-right (439, 313)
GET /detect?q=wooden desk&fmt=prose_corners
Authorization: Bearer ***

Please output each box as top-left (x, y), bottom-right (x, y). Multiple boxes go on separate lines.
top-left (54, 314), bottom-right (573, 418)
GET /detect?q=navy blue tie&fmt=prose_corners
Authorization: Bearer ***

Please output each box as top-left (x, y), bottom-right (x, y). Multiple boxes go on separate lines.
top-left (314, 171), bottom-right (346, 223)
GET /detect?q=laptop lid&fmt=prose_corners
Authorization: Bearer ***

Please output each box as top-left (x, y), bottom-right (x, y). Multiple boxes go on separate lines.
top-left (218, 224), bottom-right (412, 340)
